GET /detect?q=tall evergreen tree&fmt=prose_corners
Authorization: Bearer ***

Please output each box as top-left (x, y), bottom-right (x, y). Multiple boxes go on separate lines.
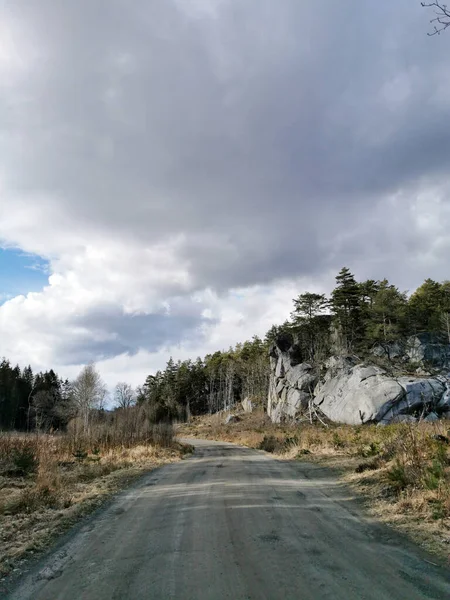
top-left (291, 292), bottom-right (329, 361)
top-left (365, 279), bottom-right (407, 348)
top-left (330, 267), bottom-right (362, 351)
top-left (407, 278), bottom-right (446, 334)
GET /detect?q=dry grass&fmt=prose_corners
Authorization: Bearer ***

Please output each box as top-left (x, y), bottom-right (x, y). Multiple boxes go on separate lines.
top-left (180, 411), bottom-right (450, 560)
top-left (0, 424), bottom-right (191, 577)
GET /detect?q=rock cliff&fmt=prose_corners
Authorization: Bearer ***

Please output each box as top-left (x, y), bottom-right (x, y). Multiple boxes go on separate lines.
top-left (268, 335), bottom-right (450, 424)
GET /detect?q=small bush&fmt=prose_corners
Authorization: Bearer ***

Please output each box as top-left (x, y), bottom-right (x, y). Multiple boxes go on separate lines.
top-left (332, 432), bottom-right (346, 449)
top-left (433, 441), bottom-right (449, 466)
top-left (12, 444), bottom-right (38, 475)
top-left (423, 460), bottom-right (446, 491)
top-left (359, 441), bottom-right (382, 458)
top-left (258, 435), bottom-right (279, 453)
top-left (387, 461), bottom-right (409, 491)
top-left (284, 435), bottom-right (299, 449)
top-left (4, 485), bottom-right (70, 515)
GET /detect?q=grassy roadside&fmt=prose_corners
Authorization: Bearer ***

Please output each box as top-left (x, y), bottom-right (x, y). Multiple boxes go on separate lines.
top-left (179, 411), bottom-right (450, 562)
top-left (0, 428), bottom-right (192, 578)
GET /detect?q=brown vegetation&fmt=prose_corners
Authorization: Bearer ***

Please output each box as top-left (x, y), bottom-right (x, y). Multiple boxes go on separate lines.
top-left (181, 412), bottom-right (450, 559)
top-left (0, 418), bottom-right (190, 577)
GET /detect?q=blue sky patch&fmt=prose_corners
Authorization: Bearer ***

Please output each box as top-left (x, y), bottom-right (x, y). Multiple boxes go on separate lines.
top-left (0, 248), bottom-right (50, 303)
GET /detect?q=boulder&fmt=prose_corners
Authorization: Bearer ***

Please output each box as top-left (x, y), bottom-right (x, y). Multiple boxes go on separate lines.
top-left (437, 379), bottom-right (450, 410)
top-left (378, 377), bottom-right (446, 423)
top-left (314, 364), bottom-right (404, 425)
top-left (406, 334), bottom-right (450, 368)
top-left (372, 341), bottom-right (405, 360)
top-left (314, 362), bottom-right (446, 425)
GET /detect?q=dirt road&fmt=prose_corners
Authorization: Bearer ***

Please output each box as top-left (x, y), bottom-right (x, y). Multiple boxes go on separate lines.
top-left (5, 439), bottom-right (450, 599)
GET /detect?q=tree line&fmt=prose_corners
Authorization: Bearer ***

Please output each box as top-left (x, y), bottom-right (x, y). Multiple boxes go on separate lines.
top-left (136, 335), bottom-right (270, 422)
top-left (288, 268), bottom-right (450, 363)
top-left (0, 361), bottom-right (134, 433)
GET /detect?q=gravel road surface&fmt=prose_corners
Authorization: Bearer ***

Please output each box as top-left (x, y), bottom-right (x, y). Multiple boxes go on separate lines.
top-left (5, 439), bottom-right (450, 599)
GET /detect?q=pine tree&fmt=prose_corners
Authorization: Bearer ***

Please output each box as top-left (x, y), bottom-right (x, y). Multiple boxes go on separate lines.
top-left (291, 293), bottom-right (328, 323)
top-left (407, 279), bottom-right (445, 334)
top-left (291, 292), bottom-right (329, 360)
top-left (330, 267), bottom-right (362, 351)
top-left (365, 279), bottom-right (407, 347)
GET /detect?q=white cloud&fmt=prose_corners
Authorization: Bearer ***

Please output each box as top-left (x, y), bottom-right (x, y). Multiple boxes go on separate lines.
top-left (0, 1), bottom-right (450, 386)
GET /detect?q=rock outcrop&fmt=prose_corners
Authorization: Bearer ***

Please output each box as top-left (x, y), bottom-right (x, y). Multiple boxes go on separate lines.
top-left (372, 333), bottom-right (450, 369)
top-left (268, 335), bottom-right (450, 424)
top-left (268, 334), bottom-right (317, 422)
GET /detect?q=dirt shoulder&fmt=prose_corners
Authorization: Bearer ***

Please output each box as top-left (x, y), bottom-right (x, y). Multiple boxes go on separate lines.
top-left (179, 412), bottom-right (450, 563)
top-left (0, 435), bottom-right (192, 579)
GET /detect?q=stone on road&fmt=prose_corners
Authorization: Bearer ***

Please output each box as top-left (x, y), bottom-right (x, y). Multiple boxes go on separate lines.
top-left (5, 439), bottom-right (450, 599)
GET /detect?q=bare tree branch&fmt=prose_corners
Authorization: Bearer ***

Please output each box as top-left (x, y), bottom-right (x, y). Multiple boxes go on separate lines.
top-left (114, 382), bottom-right (136, 409)
top-left (422, 2), bottom-right (450, 35)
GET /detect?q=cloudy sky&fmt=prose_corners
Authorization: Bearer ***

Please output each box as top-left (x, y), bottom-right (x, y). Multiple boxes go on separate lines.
top-left (1, 0), bottom-right (450, 387)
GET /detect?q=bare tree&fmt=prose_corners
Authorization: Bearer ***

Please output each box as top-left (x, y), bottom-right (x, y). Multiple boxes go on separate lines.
top-left (72, 364), bottom-right (107, 432)
top-left (114, 382), bottom-right (136, 409)
top-left (422, 2), bottom-right (450, 35)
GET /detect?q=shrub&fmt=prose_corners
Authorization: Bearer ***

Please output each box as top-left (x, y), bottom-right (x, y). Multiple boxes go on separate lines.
top-left (284, 435), bottom-right (299, 449)
top-left (423, 460), bottom-right (446, 491)
top-left (12, 443), bottom-right (38, 476)
top-left (359, 441), bottom-right (382, 458)
top-left (387, 461), bottom-right (409, 490)
top-left (258, 435), bottom-right (279, 453)
top-left (332, 432), bottom-right (345, 449)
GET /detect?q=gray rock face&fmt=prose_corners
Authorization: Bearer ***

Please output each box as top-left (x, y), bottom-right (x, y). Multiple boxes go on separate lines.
top-left (268, 338), bottom-right (316, 422)
top-left (285, 363), bottom-right (316, 390)
top-left (372, 334), bottom-right (450, 368)
top-left (275, 357), bottom-right (285, 379)
top-left (314, 363), bottom-right (404, 425)
top-left (372, 341), bottom-right (405, 360)
top-left (268, 335), bottom-right (449, 425)
top-left (438, 381), bottom-right (450, 410)
top-left (406, 334), bottom-right (450, 368)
